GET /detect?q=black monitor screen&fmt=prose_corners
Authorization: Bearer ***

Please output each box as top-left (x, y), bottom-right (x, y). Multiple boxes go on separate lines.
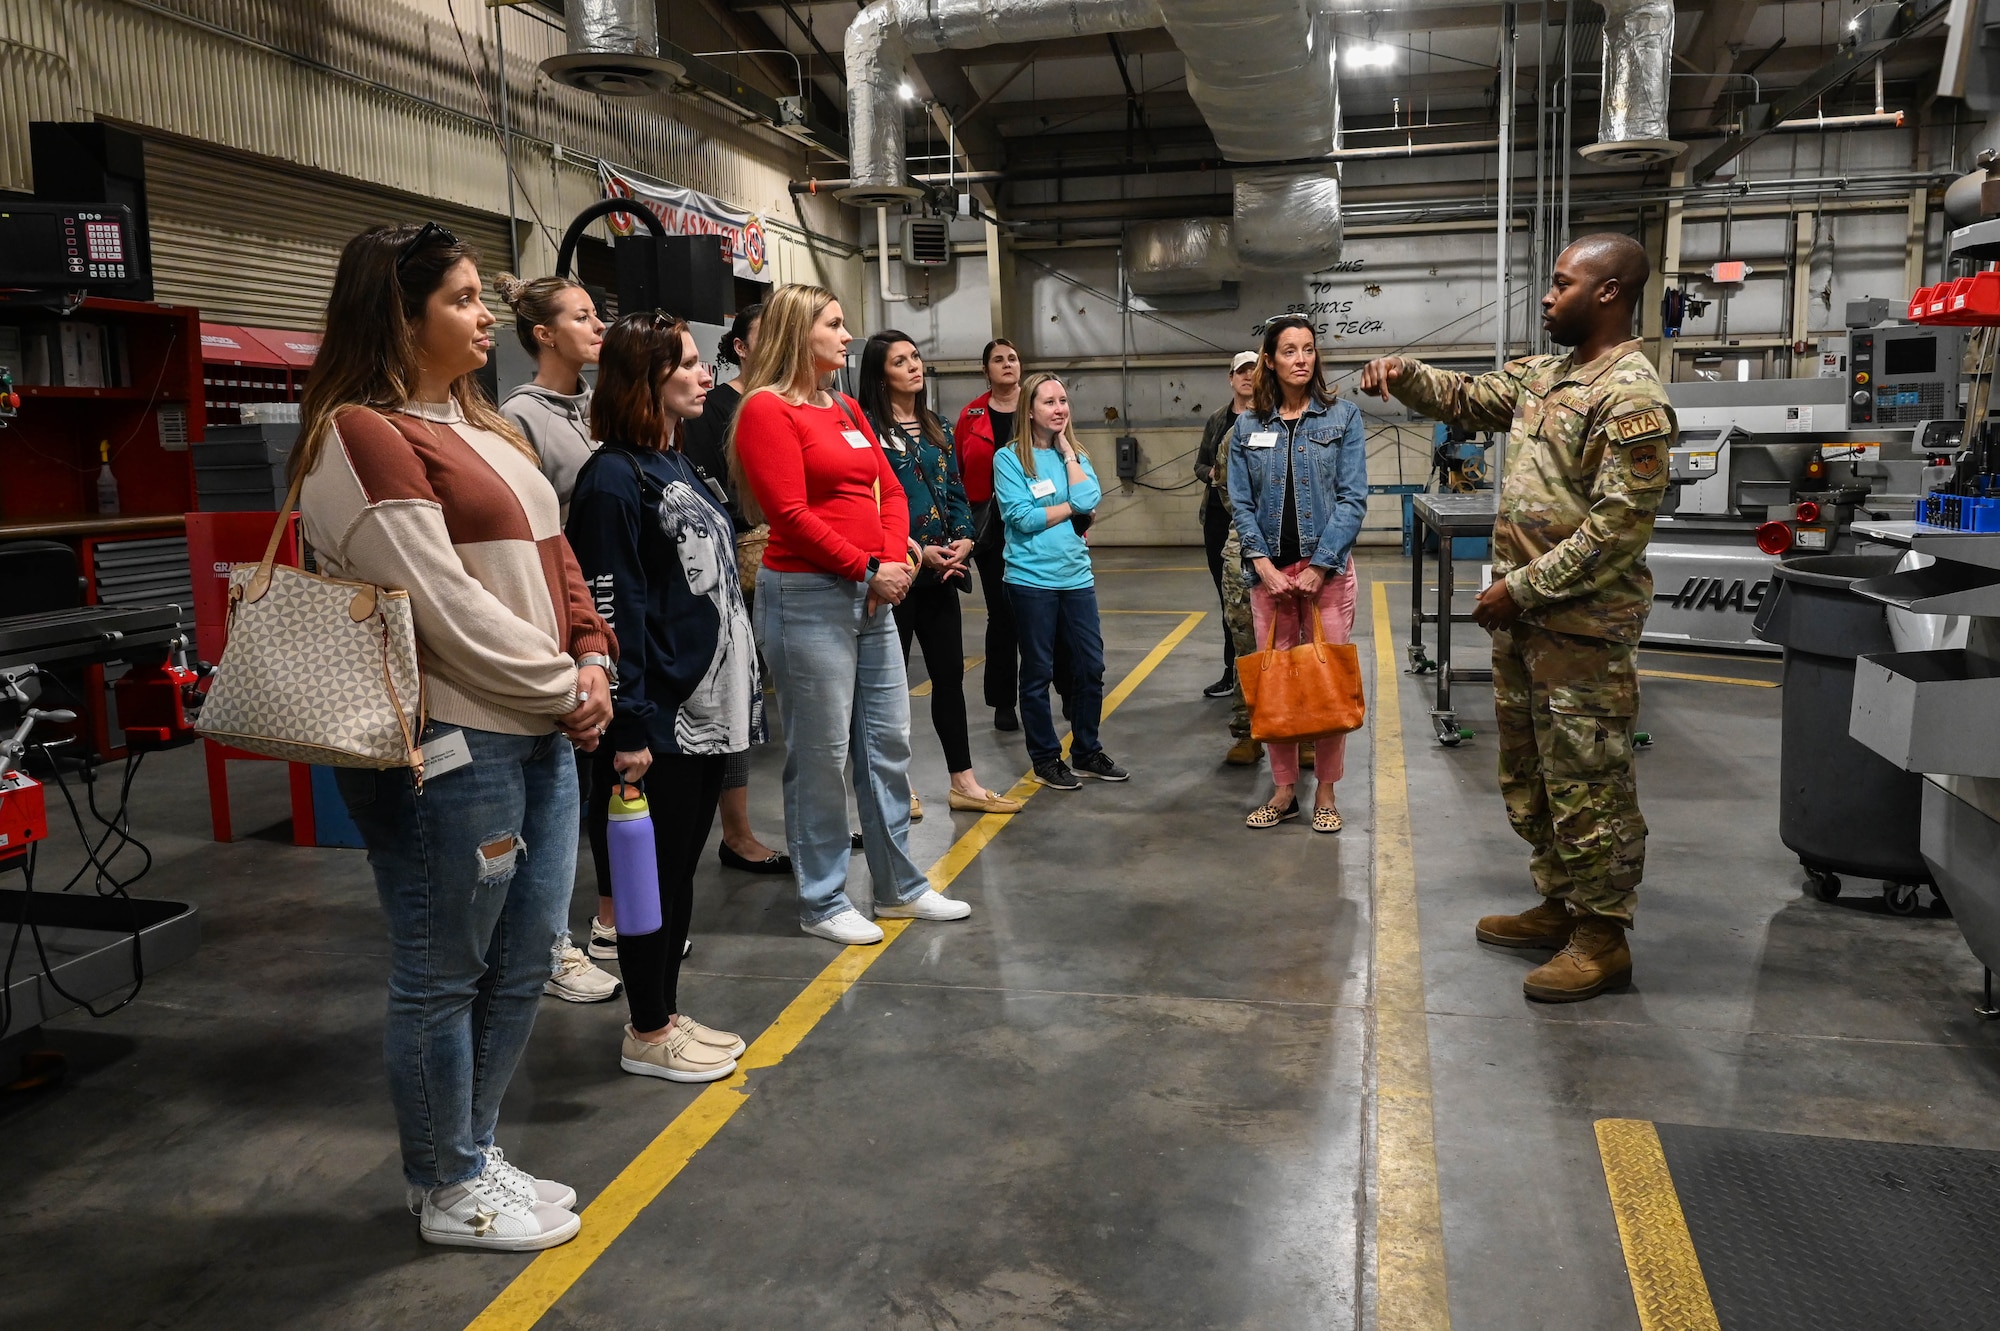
top-left (0, 212), bottom-right (62, 283)
top-left (1883, 335), bottom-right (1936, 377)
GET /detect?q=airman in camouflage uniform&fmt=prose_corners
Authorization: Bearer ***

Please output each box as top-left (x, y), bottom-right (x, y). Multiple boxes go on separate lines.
top-left (1217, 498), bottom-right (1256, 748)
top-left (1364, 232), bottom-right (1672, 1002)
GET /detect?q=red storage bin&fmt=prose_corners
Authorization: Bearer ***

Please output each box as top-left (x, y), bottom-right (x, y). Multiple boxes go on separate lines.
top-left (1909, 286), bottom-right (1935, 321)
top-left (1947, 271), bottom-right (2000, 324)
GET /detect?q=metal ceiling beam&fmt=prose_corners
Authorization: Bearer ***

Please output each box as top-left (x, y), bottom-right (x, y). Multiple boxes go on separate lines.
top-left (1678, 0), bottom-right (1763, 122)
top-left (910, 51), bottom-right (1010, 174)
top-left (1689, 0), bottom-right (1952, 182)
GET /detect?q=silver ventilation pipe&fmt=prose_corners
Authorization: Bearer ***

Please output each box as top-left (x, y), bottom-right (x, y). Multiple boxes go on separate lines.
top-left (1156, 0), bottom-right (1342, 270)
top-left (842, 0), bottom-right (1164, 207)
top-left (541, 0), bottom-right (684, 95)
top-left (1580, 0), bottom-right (1683, 165)
top-left (1127, 219), bottom-right (1240, 296)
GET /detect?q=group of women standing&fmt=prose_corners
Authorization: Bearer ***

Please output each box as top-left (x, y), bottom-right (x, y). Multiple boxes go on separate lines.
top-left (282, 217), bottom-right (1157, 1255)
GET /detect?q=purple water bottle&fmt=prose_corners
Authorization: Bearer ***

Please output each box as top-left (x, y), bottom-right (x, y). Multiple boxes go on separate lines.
top-left (606, 784), bottom-right (661, 936)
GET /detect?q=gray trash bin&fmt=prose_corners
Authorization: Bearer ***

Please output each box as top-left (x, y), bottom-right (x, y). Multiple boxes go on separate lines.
top-left (1751, 555), bottom-right (1935, 909)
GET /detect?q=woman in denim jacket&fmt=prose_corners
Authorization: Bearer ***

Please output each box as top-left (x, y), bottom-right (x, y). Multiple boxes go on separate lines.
top-left (1226, 314), bottom-right (1369, 833)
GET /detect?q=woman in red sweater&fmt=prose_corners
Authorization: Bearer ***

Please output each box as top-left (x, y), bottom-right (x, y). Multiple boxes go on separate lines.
top-left (728, 284), bottom-right (974, 946)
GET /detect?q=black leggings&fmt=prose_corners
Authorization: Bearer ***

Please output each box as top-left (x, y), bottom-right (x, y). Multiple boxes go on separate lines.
top-left (895, 581), bottom-right (973, 772)
top-left (971, 505), bottom-right (1019, 709)
top-left (585, 748), bottom-right (724, 1031)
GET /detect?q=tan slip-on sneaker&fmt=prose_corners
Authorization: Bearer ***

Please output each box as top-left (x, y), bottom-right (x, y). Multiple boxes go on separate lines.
top-left (910, 792), bottom-right (924, 821)
top-left (620, 1023), bottom-right (737, 1084)
top-left (675, 1013), bottom-right (746, 1058)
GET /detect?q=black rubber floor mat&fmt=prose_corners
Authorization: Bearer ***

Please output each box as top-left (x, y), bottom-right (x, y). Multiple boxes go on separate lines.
top-left (1655, 1122), bottom-right (2000, 1331)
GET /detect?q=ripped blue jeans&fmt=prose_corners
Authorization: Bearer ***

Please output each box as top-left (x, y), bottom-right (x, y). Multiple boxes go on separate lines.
top-left (336, 725), bottom-right (579, 1190)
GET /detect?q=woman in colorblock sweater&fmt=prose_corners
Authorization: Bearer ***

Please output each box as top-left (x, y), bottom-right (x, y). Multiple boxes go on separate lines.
top-left (295, 222), bottom-right (613, 1254)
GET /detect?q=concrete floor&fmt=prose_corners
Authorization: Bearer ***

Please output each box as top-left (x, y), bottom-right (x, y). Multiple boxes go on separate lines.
top-left (3, 547), bottom-right (1998, 1330)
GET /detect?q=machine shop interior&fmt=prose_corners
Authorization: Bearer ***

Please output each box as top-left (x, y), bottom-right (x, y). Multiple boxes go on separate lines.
top-left (6, 0), bottom-right (2000, 1327)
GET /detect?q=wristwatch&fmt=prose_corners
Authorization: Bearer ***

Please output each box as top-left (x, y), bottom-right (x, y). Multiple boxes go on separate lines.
top-left (864, 556), bottom-right (881, 581)
top-left (577, 653), bottom-right (614, 672)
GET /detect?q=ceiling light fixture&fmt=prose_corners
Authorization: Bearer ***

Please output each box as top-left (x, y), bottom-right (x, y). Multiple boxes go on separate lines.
top-left (1343, 43), bottom-right (1397, 71)
top-left (898, 81), bottom-right (917, 101)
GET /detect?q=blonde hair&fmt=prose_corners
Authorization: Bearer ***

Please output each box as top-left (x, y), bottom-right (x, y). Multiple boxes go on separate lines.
top-left (725, 282), bottom-right (841, 525)
top-left (1011, 371), bottom-right (1089, 479)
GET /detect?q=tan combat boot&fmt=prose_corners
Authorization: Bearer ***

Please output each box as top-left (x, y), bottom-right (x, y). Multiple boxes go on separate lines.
top-left (1225, 736), bottom-right (1263, 767)
top-left (1522, 916), bottom-right (1632, 1003)
top-left (1475, 898), bottom-right (1576, 949)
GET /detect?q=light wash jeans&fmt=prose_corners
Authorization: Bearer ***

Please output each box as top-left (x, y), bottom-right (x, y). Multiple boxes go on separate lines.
top-left (336, 725), bottom-right (578, 1190)
top-left (753, 570), bottom-right (930, 925)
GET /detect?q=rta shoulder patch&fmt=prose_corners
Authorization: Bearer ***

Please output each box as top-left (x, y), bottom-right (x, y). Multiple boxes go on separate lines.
top-left (1606, 406), bottom-right (1670, 443)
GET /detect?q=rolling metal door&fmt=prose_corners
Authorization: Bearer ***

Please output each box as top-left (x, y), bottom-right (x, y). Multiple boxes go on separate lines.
top-left (142, 137), bottom-right (515, 330)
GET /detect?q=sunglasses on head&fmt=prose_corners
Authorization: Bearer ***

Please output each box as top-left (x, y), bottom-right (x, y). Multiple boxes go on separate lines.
top-left (395, 221), bottom-right (459, 270)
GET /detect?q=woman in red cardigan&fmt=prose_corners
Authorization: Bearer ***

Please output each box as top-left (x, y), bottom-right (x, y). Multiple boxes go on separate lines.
top-left (729, 284), bottom-right (974, 946)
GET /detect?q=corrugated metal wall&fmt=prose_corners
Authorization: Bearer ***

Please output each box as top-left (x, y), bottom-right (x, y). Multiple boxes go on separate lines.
top-left (0, 0), bottom-right (857, 313)
top-left (144, 136), bottom-right (514, 328)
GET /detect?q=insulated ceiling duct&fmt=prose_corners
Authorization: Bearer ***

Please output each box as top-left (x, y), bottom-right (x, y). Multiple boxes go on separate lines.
top-left (842, 0), bottom-right (1164, 207)
top-left (1580, 0), bottom-right (1684, 165)
top-left (1156, 0), bottom-right (1340, 162)
top-left (1233, 166), bottom-right (1342, 271)
top-left (1128, 219), bottom-right (1240, 295)
top-left (541, 0), bottom-right (685, 96)
top-left (840, 0), bottom-right (1345, 268)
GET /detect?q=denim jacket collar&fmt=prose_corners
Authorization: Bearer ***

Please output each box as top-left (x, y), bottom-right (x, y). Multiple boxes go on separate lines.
top-left (1251, 395), bottom-right (1342, 428)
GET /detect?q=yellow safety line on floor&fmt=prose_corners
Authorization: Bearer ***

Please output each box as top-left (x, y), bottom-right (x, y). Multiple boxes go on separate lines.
top-left (1637, 668), bottom-right (1777, 688)
top-left (1595, 1119), bottom-right (1723, 1331)
top-left (1368, 580), bottom-right (1453, 1329)
top-left (464, 611), bottom-right (1206, 1331)
top-left (910, 655), bottom-right (985, 698)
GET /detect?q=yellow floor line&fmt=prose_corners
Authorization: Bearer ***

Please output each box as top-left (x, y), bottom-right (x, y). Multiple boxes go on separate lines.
top-left (910, 655), bottom-right (985, 698)
top-left (1638, 668), bottom-right (1777, 688)
top-left (1369, 579), bottom-right (1453, 1329)
top-left (1595, 1119), bottom-right (1722, 1331)
top-left (465, 611), bottom-right (1206, 1331)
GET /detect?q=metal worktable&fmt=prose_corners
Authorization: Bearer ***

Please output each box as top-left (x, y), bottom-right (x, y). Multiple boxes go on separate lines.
top-left (1408, 492), bottom-right (1497, 747)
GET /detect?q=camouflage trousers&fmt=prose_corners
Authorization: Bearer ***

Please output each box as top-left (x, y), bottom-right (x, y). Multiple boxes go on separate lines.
top-left (1491, 623), bottom-right (1647, 925)
top-left (1221, 529), bottom-right (1254, 737)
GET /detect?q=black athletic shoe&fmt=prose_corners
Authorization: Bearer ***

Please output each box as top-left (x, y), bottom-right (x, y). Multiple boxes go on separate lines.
top-left (1202, 672), bottom-right (1236, 699)
top-left (994, 706), bottom-right (1020, 732)
top-left (1032, 760), bottom-right (1082, 790)
top-left (1072, 750), bottom-right (1129, 782)
top-left (850, 831), bottom-right (865, 851)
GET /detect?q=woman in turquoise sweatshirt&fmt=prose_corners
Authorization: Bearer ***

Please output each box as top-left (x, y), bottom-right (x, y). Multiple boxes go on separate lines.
top-left (991, 372), bottom-right (1128, 790)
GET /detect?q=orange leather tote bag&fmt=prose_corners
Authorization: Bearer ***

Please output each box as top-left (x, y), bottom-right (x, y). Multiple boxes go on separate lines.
top-left (1237, 609), bottom-right (1366, 743)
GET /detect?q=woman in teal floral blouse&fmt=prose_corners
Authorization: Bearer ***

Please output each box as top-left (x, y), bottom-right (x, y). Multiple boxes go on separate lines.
top-left (860, 331), bottom-right (1022, 816)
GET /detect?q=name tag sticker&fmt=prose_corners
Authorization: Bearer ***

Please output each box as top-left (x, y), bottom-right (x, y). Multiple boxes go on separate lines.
top-left (841, 430), bottom-right (873, 450)
top-left (420, 728), bottom-right (473, 778)
top-left (1246, 432), bottom-right (1279, 450)
top-left (1029, 478), bottom-right (1058, 498)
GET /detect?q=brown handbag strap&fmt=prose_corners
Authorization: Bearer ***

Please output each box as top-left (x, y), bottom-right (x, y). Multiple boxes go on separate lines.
top-left (244, 461), bottom-right (309, 602)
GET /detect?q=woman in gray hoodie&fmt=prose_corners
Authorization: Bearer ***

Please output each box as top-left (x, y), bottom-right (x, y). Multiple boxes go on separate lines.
top-left (497, 273), bottom-right (604, 509)
top-left (496, 272), bottom-right (621, 1004)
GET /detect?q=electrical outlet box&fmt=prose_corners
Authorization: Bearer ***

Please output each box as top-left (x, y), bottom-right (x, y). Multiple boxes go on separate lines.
top-left (1116, 434), bottom-right (1139, 482)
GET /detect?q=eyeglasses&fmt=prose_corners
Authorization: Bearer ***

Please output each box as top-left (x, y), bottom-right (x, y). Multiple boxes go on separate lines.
top-left (395, 221), bottom-right (458, 270)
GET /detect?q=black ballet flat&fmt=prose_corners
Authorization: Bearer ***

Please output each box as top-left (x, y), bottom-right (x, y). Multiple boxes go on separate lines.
top-left (718, 844), bottom-right (793, 874)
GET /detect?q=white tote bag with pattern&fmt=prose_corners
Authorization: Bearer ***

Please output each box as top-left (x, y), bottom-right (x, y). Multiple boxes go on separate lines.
top-left (196, 465), bottom-right (425, 774)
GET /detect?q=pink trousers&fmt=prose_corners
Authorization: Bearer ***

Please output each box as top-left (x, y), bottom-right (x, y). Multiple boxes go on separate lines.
top-left (1247, 560), bottom-right (1359, 787)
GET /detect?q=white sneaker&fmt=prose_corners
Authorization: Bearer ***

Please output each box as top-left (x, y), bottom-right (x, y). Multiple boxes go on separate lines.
top-left (485, 1146), bottom-right (577, 1210)
top-left (545, 938), bottom-right (622, 1003)
top-left (419, 1162), bottom-right (580, 1251)
top-left (802, 908), bottom-right (885, 945)
top-left (586, 918), bottom-right (618, 960)
top-left (875, 889), bottom-right (972, 922)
